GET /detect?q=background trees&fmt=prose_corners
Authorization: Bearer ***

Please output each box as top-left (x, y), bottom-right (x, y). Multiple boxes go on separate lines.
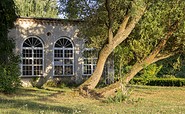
top-left (14, 0), bottom-right (58, 18)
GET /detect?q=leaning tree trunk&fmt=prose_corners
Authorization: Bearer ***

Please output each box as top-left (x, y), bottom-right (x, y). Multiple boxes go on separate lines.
top-left (96, 59), bottom-right (153, 98)
top-left (96, 53), bottom-right (176, 98)
top-left (95, 25), bottom-right (178, 98)
top-left (78, 44), bottom-right (113, 94)
top-left (78, 4), bottom-right (146, 95)
top-left (35, 76), bottom-right (50, 88)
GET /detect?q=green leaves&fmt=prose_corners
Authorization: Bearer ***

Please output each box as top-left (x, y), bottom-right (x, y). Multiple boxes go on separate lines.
top-left (0, 0), bottom-right (21, 93)
top-left (14, 0), bottom-right (58, 18)
top-left (129, 0), bottom-right (185, 59)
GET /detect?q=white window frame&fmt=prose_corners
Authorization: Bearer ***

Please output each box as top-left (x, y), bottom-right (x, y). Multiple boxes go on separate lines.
top-left (53, 37), bottom-right (74, 76)
top-left (21, 36), bottom-right (44, 77)
top-left (82, 48), bottom-right (97, 76)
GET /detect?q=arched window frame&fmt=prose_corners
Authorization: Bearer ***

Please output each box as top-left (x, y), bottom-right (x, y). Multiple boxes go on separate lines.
top-left (21, 36), bottom-right (44, 77)
top-left (53, 37), bottom-right (74, 76)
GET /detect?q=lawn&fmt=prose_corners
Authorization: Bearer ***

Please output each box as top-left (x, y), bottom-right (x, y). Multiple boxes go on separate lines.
top-left (0, 86), bottom-right (185, 114)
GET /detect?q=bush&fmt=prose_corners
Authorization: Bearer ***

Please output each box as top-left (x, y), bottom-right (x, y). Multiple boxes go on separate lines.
top-left (136, 64), bottom-right (162, 84)
top-left (105, 88), bottom-right (133, 103)
top-left (0, 55), bottom-right (21, 93)
top-left (131, 78), bottom-right (185, 87)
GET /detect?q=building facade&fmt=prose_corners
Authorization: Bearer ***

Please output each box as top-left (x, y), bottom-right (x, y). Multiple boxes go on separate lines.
top-left (9, 17), bottom-right (114, 87)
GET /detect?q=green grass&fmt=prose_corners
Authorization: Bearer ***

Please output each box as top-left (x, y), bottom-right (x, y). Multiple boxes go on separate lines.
top-left (0, 86), bottom-right (185, 114)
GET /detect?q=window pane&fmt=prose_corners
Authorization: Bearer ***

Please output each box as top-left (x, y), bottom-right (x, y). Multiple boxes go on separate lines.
top-left (84, 59), bottom-right (91, 64)
top-left (83, 65), bottom-right (92, 74)
top-left (64, 66), bottom-right (73, 75)
top-left (31, 38), bottom-right (37, 46)
top-left (34, 66), bottom-right (43, 75)
top-left (23, 41), bottom-right (31, 47)
top-left (54, 59), bottom-right (63, 65)
top-left (34, 59), bottom-right (42, 64)
top-left (54, 50), bottom-right (63, 57)
top-left (64, 50), bottom-right (73, 57)
top-left (36, 43), bottom-right (42, 47)
top-left (23, 49), bottom-right (32, 57)
top-left (23, 66), bottom-right (32, 75)
top-left (34, 50), bottom-right (43, 57)
top-left (64, 59), bottom-right (73, 64)
top-left (54, 66), bottom-right (63, 75)
top-left (23, 59), bottom-right (32, 64)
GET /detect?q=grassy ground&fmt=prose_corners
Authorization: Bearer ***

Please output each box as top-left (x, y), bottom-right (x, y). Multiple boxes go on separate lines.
top-left (0, 86), bottom-right (185, 114)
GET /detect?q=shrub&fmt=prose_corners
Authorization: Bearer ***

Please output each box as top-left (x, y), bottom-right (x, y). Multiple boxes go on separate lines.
top-left (137, 64), bottom-right (163, 84)
top-left (0, 55), bottom-right (21, 93)
top-left (131, 78), bottom-right (185, 87)
top-left (105, 88), bottom-right (132, 103)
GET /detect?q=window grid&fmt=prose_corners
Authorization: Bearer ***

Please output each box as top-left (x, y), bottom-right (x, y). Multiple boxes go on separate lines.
top-left (22, 37), bottom-right (44, 76)
top-left (54, 38), bottom-right (74, 76)
top-left (82, 49), bottom-right (98, 76)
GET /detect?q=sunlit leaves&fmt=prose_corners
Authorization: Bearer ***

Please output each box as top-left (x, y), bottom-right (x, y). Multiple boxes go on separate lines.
top-left (14, 0), bottom-right (58, 18)
top-left (128, 0), bottom-right (185, 61)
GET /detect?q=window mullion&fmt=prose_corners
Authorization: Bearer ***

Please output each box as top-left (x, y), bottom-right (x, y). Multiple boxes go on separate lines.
top-left (32, 48), bottom-right (34, 76)
top-left (63, 48), bottom-right (65, 75)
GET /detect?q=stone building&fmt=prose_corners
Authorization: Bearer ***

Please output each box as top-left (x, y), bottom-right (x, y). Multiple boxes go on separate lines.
top-left (9, 17), bottom-right (114, 87)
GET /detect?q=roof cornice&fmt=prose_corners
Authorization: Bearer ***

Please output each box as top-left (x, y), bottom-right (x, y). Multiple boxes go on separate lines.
top-left (16, 17), bottom-right (83, 26)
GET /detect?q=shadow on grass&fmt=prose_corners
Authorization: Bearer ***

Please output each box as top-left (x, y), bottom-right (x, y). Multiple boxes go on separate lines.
top-left (0, 97), bottom-right (84, 113)
top-left (7, 87), bottom-right (65, 99)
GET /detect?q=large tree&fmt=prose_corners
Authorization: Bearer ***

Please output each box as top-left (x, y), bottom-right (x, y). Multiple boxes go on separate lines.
top-left (77, 0), bottom-right (147, 94)
top-left (96, 0), bottom-right (185, 97)
top-left (60, 0), bottom-right (185, 97)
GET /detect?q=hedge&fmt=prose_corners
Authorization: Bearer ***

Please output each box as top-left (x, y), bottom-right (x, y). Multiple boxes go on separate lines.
top-left (131, 78), bottom-right (185, 87)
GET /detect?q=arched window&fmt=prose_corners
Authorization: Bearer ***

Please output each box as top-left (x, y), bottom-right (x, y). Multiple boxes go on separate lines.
top-left (54, 37), bottom-right (74, 76)
top-left (22, 37), bottom-right (44, 76)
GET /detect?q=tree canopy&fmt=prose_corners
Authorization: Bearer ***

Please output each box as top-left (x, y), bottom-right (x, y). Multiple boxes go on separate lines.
top-left (14, 0), bottom-right (58, 18)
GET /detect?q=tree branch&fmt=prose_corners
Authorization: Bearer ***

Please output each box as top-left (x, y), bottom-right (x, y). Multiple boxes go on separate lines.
top-left (152, 53), bottom-right (175, 64)
top-left (105, 0), bottom-right (113, 44)
top-left (152, 50), bottom-right (181, 64)
top-left (145, 20), bottom-right (179, 62)
top-left (113, 5), bottom-right (146, 47)
top-left (116, 15), bottom-right (130, 35)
